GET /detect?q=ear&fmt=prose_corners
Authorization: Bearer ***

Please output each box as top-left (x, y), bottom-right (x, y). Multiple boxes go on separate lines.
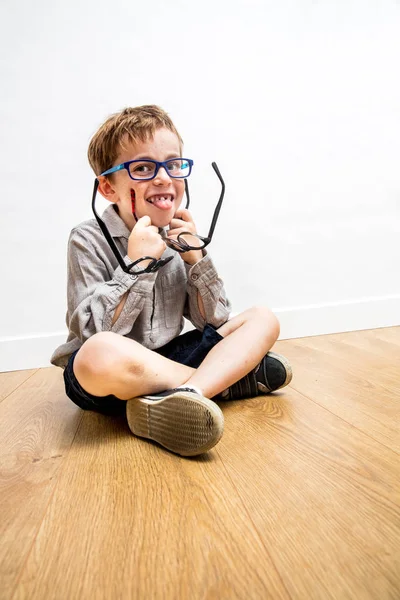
top-left (97, 176), bottom-right (118, 204)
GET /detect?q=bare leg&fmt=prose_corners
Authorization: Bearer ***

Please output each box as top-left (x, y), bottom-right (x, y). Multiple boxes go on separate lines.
top-left (73, 332), bottom-right (195, 400)
top-left (73, 305), bottom-right (279, 401)
top-left (186, 306), bottom-right (279, 398)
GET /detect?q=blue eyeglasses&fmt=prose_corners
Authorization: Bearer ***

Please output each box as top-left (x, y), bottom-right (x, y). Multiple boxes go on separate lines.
top-left (101, 158), bottom-right (194, 181)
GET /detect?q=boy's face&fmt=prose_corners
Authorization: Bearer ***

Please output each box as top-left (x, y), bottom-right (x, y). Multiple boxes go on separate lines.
top-left (99, 127), bottom-right (185, 230)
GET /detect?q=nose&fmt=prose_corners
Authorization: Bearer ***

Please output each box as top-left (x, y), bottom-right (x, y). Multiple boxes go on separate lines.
top-left (153, 164), bottom-right (172, 185)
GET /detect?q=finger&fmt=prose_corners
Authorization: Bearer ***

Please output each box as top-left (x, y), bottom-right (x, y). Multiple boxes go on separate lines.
top-left (167, 229), bottom-right (201, 245)
top-left (174, 208), bottom-right (193, 222)
top-left (135, 215), bottom-right (152, 228)
top-left (169, 218), bottom-right (187, 230)
top-left (167, 226), bottom-right (195, 237)
top-left (169, 218), bottom-right (196, 232)
top-left (137, 221), bottom-right (159, 234)
top-left (167, 229), bottom-right (182, 238)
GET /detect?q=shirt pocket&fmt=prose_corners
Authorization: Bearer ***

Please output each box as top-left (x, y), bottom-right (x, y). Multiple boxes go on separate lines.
top-left (160, 268), bottom-right (187, 329)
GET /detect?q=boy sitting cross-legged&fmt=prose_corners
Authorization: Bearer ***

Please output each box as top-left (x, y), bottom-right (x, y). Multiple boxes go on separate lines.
top-left (51, 105), bottom-right (292, 457)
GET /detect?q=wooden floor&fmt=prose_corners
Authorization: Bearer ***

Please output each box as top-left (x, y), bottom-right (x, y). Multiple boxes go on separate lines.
top-left (1, 327), bottom-right (399, 600)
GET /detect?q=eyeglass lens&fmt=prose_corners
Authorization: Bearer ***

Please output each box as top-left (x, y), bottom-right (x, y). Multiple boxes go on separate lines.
top-left (165, 233), bottom-right (206, 251)
top-left (129, 159), bottom-right (190, 180)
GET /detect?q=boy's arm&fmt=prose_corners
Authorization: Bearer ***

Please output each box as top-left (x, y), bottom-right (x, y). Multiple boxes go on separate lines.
top-left (67, 228), bottom-right (157, 343)
top-left (167, 209), bottom-right (231, 329)
top-left (111, 291), bottom-right (129, 325)
top-left (184, 252), bottom-right (231, 330)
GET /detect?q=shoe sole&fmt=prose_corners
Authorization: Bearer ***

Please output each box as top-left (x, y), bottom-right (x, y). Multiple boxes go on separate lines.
top-left (267, 351), bottom-right (293, 389)
top-left (126, 391), bottom-right (224, 457)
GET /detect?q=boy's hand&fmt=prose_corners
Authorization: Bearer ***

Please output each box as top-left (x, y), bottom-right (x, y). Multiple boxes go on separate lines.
top-left (128, 216), bottom-right (166, 268)
top-left (168, 209), bottom-right (204, 265)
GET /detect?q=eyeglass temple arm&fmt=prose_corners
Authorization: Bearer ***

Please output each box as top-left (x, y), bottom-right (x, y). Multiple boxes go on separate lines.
top-left (206, 162), bottom-right (225, 242)
top-left (91, 179), bottom-right (129, 272)
top-left (184, 179), bottom-right (190, 209)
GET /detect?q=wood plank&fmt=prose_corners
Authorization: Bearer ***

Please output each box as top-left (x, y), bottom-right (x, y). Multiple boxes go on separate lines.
top-left (217, 389), bottom-right (400, 600)
top-left (370, 327), bottom-right (400, 347)
top-left (274, 331), bottom-right (400, 452)
top-left (295, 331), bottom-right (400, 394)
top-left (13, 411), bottom-right (290, 600)
top-left (0, 367), bottom-right (82, 598)
top-left (330, 328), bottom-right (400, 363)
top-left (0, 369), bottom-right (37, 403)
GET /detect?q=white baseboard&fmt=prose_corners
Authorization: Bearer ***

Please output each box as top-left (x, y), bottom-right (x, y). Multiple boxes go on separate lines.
top-left (0, 332), bottom-right (68, 373)
top-left (275, 293), bottom-right (400, 340)
top-left (1, 294), bottom-right (399, 372)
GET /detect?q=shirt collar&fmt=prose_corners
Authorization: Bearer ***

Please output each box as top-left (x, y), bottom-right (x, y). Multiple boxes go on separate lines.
top-left (101, 204), bottom-right (131, 239)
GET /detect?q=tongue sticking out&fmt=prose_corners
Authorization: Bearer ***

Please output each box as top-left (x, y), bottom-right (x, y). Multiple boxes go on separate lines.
top-left (153, 199), bottom-right (171, 210)
top-left (149, 196), bottom-right (173, 210)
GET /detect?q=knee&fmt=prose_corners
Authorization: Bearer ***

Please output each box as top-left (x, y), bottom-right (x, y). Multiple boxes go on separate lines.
top-left (248, 305), bottom-right (280, 340)
top-left (74, 332), bottom-right (119, 381)
top-left (74, 332), bottom-right (144, 382)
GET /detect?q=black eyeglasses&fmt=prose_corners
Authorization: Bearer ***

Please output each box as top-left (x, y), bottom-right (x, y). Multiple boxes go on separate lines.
top-left (91, 161), bottom-right (225, 275)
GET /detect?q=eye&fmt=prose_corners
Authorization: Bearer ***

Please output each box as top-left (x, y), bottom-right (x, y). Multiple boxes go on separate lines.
top-left (166, 160), bottom-right (181, 172)
top-left (133, 162), bottom-right (151, 172)
top-left (129, 161), bottom-right (156, 178)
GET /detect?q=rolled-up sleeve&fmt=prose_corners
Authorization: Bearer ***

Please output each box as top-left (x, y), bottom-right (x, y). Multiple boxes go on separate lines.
top-left (184, 253), bottom-right (231, 330)
top-left (67, 229), bottom-right (157, 342)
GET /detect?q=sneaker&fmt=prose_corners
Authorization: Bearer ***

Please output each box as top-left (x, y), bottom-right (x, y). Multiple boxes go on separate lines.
top-left (219, 352), bottom-right (293, 400)
top-left (255, 351), bottom-right (293, 393)
top-left (126, 387), bottom-right (224, 457)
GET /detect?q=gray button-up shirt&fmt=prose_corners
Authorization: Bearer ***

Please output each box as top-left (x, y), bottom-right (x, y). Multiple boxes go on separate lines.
top-left (51, 205), bottom-right (231, 368)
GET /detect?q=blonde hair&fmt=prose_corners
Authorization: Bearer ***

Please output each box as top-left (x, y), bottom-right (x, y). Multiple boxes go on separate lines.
top-left (87, 105), bottom-right (183, 176)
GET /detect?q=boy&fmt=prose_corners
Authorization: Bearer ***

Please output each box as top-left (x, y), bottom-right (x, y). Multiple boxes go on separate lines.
top-left (51, 105), bottom-right (292, 457)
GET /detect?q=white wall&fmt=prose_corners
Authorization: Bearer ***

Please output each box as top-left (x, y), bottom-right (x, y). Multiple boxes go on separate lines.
top-left (1, 0), bottom-right (399, 371)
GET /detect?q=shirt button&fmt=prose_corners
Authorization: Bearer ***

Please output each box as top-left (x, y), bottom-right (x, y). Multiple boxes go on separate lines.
top-left (191, 273), bottom-right (199, 281)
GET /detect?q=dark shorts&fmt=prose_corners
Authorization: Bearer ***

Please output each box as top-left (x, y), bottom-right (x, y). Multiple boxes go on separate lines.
top-left (63, 324), bottom-right (223, 416)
